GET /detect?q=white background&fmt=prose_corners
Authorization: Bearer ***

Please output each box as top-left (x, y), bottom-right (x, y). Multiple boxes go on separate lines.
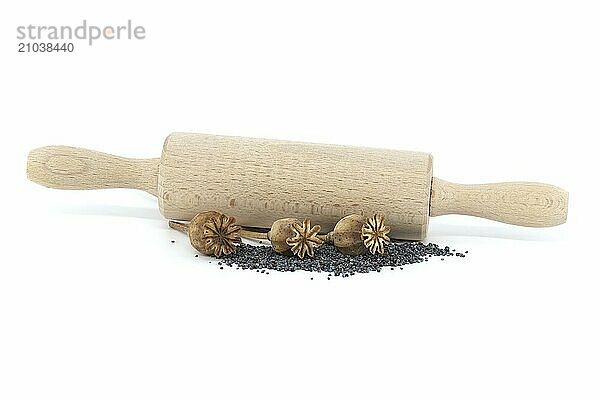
top-left (1, 1), bottom-right (599, 399)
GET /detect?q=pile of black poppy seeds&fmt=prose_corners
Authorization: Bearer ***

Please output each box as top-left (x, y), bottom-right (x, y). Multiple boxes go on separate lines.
top-left (211, 242), bottom-right (466, 278)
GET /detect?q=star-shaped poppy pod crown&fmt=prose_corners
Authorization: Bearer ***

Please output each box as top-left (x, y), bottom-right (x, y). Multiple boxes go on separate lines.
top-left (362, 214), bottom-right (391, 255)
top-left (203, 214), bottom-right (242, 257)
top-left (286, 218), bottom-right (324, 259)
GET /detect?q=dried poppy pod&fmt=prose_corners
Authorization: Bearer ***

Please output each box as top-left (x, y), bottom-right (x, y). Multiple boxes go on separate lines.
top-left (240, 217), bottom-right (324, 259)
top-left (169, 211), bottom-right (242, 257)
top-left (267, 218), bottom-right (301, 255)
top-left (330, 214), bottom-right (391, 255)
top-left (330, 214), bottom-right (368, 256)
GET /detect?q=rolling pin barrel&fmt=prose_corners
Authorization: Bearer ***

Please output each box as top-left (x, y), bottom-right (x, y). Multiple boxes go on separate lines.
top-left (158, 133), bottom-right (433, 240)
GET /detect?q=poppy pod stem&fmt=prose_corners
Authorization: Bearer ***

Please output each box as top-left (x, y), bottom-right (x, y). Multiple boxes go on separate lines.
top-left (317, 232), bottom-right (333, 243)
top-left (239, 229), bottom-right (269, 240)
top-left (169, 220), bottom-right (189, 233)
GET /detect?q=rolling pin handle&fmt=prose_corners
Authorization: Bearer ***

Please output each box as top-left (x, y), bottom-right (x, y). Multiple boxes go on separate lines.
top-left (26, 146), bottom-right (160, 196)
top-left (429, 178), bottom-right (568, 227)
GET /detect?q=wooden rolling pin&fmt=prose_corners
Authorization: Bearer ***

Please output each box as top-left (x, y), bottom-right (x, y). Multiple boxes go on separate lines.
top-left (26, 133), bottom-right (568, 240)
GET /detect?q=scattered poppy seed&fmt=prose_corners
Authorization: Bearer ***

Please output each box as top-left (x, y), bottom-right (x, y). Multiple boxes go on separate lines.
top-left (211, 242), bottom-right (465, 278)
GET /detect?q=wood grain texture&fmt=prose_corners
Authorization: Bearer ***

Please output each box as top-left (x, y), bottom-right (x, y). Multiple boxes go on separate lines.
top-left (26, 135), bottom-right (569, 238)
top-left (158, 133), bottom-right (433, 240)
top-left (429, 178), bottom-right (568, 227)
top-left (27, 146), bottom-right (160, 196)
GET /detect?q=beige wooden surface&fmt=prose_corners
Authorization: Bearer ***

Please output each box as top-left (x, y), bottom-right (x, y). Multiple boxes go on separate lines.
top-left (158, 133), bottom-right (432, 240)
top-left (27, 133), bottom-right (569, 240)
top-left (430, 178), bottom-right (568, 227)
top-left (26, 146), bottom-right (160, 196)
